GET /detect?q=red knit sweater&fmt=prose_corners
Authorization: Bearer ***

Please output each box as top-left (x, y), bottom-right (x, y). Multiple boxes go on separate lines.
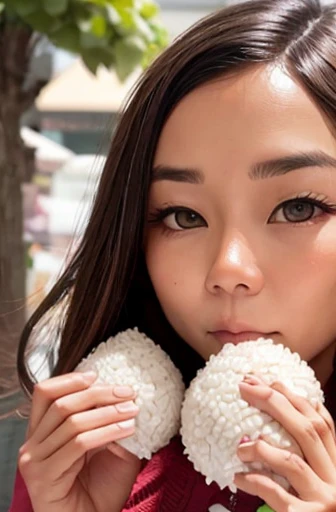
top-left (9, 370), bottom-right (336, 512)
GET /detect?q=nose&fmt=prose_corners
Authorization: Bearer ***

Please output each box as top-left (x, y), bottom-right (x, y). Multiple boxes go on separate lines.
top-left (205, 231), bottom-right (264, 297)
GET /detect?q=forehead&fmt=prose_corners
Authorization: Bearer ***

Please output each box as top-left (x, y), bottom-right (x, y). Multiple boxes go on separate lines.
top-left (154, 64), bottom-right (336, 164)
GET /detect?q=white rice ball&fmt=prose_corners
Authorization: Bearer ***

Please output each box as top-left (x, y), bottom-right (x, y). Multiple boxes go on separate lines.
top-left (75, 328), bottom-right (185, 459)
top-left (181, 338), bottom-right (324, 492)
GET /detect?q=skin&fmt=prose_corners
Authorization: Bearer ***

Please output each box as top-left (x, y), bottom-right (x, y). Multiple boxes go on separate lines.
top-left (145, 64), bottom-right (336, 510)
top-left (18, 373), bottom-right (141, 512)
top-left (19, 63), bottom-right (336, 512)
top-left (145, 64), bottom-right (336, 386)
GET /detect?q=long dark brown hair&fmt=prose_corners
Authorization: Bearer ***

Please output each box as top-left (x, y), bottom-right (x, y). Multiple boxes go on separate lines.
top-left (18, 0), bottom-right (336, 396)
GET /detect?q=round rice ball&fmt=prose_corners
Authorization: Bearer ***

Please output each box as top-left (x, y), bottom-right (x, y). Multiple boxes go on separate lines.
top-left (180, 338), bottom-right (324, 492)
top-left (75, 328), bottom-right (185, 459)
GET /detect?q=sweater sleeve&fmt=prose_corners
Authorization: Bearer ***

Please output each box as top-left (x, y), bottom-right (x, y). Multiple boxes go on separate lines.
top-left (8, 470), bottom-right (33, 512)
top-left (8, 438), bottom-right (206, 512)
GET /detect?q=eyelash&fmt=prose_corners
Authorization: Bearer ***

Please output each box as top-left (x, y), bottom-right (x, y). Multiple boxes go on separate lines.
top-left (148, 206), bottom-right (199, 234)
top-left (148, 193), bottom-right (336, 233)
top-left (271, 193), bottom-right (336, 224)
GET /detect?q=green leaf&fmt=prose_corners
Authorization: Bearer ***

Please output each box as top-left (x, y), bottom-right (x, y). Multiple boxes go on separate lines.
top-left (42, 0), bottom-right (69, 16)
top-left (105, 5), bottom-right (121, 25)
top-left (113, 0), bottom-right (134, 8)
top-left (80, 31), bottom-right (107, 48)
top-left (150, 21), bottom-right (168, 47)
top-left (91, 14), bottom-right (107, 37)
top-left (0, 2), bottom-right (4, 14)
top-left (114, 7), bottom-right (135, 32)
top-left (72, 2), bottom-right (94, 25)
top-left (132, 11), bottom-right (155, 41)
top-left (50, 23), bottom-right (81, 53)
top-left (24, 10), bottom-right (60, 32)
top-left (81, 47), bottom-right (115, 74)
top-left (10, 0), bottom-right (39, 17)
top-left (114, 35), bottom-right (145, 80)
top-left (82, 52), bottom-right (99, 74)
top-left (139, 1), bottom-right (159, 19)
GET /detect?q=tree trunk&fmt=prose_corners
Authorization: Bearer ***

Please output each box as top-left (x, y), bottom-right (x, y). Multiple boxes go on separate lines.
top-left (0, 99), bottom-right (26, 391)
top-left (0, 22), bottom-right (34, 393)
top-left (0, 107), bottom-right (25, 331)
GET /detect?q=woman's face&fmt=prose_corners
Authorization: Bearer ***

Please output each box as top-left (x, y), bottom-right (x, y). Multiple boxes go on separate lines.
top-left (145, 64), bottom-right (336, 385)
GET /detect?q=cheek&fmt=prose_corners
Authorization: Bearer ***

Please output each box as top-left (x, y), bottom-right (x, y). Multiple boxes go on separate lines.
top-left (280, 234), bottom-right (336, 357)
top-left (144, 234), bottom-right (201, 316)
top-left (294, 235), bottom-right (336, 296)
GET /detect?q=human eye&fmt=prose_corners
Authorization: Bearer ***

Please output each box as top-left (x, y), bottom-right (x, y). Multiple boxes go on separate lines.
top-left (269, 193), bottom-right (336, 224)
top-left (148, 206), bottom-right (207, 231)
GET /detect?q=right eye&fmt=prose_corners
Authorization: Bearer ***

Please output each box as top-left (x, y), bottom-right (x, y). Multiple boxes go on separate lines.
top-left (163, 208), bottom-right (207, 230)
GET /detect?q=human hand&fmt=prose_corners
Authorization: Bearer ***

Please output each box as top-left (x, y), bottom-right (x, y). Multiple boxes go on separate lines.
top-left (19, 372), bottom-right (141, 512)
top-left (235, 375), bottom-right (336, 511)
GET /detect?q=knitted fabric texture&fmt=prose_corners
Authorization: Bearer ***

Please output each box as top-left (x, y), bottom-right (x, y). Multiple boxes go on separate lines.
top-left (9, 371), bottom-right (336, 512)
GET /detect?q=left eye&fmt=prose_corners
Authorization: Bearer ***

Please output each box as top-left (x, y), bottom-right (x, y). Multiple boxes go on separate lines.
top-left (164, 209), bottom-right (206, 230)
top-left (270, 199), bottom-right (323, 223)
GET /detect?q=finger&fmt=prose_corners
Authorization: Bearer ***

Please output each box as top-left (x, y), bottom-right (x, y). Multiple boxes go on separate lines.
top-left (271, 381), bottom-right (336, 469)
top-left (106, 442), bottom-right (139, 463)
top-left (29, 372), bottom-right (97, 435)
top-left (237, 439), bottom-right (322, 500)
top-left (315, 401), bottom-right (336, 440)
top-left (31, 385), bottom-right (136, 444)
top-left (35, 401), bottom-right (139, 460)
top-left (47, 418), bottom-right (136, 480)
top-left (234, 471), bottom-right (300, 512)
top-left (239, 379), bottom-right (335, 481)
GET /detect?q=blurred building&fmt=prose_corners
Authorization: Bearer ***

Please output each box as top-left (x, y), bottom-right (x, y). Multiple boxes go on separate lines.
top-left (35, 0), bottom-right (221, 155)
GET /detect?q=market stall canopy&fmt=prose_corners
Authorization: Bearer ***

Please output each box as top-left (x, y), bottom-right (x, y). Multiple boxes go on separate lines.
top-left (36, 59), bottom-right (141, 113)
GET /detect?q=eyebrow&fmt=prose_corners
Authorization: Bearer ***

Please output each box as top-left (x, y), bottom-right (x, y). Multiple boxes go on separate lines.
top-left (249, 150), bottom-right (336, 180)
top-left (151, 150), bottom-right (336, 184)
top-left (151, 165), bottom-right (204, 184)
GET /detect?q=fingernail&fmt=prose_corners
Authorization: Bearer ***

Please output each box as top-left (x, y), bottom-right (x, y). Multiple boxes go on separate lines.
top-left (115, 401), bottom-right (138, 413)
top-left (118, 418), bottom-right (135, 429)
top-left (239, 435), bottom-right (251, 445)
top-left (82, 371), bottom-right (98, 383)
top-left (113, 386), bottom-right (134, 398)
top-left (241, 374), bottom-right (260, 385)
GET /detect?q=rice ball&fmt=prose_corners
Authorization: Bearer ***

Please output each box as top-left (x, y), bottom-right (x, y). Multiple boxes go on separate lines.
top-left (181, 338), bottom-right (324, 492)
top-left (75, 328), bottom-right (185, 459)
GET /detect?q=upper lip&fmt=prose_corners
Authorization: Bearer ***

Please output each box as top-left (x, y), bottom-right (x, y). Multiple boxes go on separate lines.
top-left (209, 321), bottom-right (273, 334)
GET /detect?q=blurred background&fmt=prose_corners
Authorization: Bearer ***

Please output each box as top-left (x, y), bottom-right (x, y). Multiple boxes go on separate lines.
top-left (22, 0), bottom-right (224, 318)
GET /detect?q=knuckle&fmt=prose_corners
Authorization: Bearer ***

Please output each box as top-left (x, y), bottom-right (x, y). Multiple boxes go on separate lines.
top-left (254, 440), bottom-right (264, 457)
top-left (67, 414), bottom-right (82, 434)
top-left (312, 417), bottom-right (329, 438)
top-left (73, 433), bottom-right (87, 452)
top-left (18, 442), bottom-right (28, 458)
top-left (76, 373), bottom-right (92, 387)
top-left (18, 450), bottom-right (33, 474)
top-left (301, 420), bottom-right (319, 441)
top-left (284, 451), bottom-right (305, 471)
top-left (254, 476), bottom-right (275, 497)
top-left (88, 385), bottom-right (104, 403)
top-left (52, 398), bottom-right (71, 419)
top-left (32, 382), bottom-right (47, 399)
top-left (271, 381), bottom-right (286, 393)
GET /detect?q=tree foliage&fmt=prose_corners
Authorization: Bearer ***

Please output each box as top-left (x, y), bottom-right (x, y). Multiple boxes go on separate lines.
top-left (2, 0), bottom-right (168, 80)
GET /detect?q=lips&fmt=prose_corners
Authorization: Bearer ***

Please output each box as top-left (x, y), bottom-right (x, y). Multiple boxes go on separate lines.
top-left (210, 330), bottom-right (272, 345)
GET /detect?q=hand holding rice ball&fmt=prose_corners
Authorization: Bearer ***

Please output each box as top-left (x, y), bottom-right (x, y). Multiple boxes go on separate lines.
top-left (75, 328), bottom-right (185, 459)
top-left (76, 330), bottom-right (324, 495)
top-left (180, 338), bottom-right (324, 492)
